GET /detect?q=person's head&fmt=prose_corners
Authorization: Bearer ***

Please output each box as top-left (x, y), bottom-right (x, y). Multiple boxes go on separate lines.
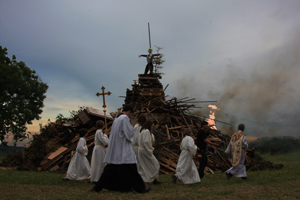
top-left (141, 120), bottom-right (154, 131)
top-left (137, 114), bottom-right (147, 126)
top-left (183, 128), bottom-right (192, 136)
top-left (96, 120), bottom-right (104, 129)
top-left (238, 124), bottom-right (245, 132)
top-left (123, 105), bottom-right (134, 117)
top-left (201, 121), bottom-right (208, 129)
top-left (79, 128), bottom-right (88, 137)
top-left (148, 48), bottom-right (153, 53)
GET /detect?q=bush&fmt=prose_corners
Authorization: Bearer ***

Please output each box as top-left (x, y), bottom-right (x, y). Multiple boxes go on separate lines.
top-left (249, 136), bottom-right (300, 155)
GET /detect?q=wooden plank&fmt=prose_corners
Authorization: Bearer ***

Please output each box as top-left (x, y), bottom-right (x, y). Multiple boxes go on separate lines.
top-left (50, 165), bottom-right (60, 172)
top-left (47, 147), bottom-right (68, 160)
top-left (168, 126), bottom-right (182, 130)
top-left (77, 110), bottom-right (91, 124)
top-left (165, 124), bottom-right (170, 140)
top-left (86, 107), bottom-right (113, 120)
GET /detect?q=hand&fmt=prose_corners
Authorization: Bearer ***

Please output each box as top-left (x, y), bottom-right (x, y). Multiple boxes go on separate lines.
top-left (104, 129), bottom-right (109, 135)
top-left (214, 143), bottom-right (219, 147)
top-left (139, 55), bottom-right (141, 57)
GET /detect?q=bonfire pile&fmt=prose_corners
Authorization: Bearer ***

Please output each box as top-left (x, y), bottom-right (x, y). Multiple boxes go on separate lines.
top-left (1, 74), bottom-right (283, 174)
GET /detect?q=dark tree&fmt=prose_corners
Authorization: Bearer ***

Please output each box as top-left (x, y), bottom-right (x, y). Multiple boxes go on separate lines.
top-left (153, 46), bottom-right (165, 76)
top-left (0, 46), bottom-right (48, 146)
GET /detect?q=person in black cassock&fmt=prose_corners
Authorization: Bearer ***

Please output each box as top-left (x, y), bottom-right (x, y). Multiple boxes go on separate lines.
top-left (196, 121), bottom-right (219, 179)
top-left (91, 105), bottom-right (151, 193)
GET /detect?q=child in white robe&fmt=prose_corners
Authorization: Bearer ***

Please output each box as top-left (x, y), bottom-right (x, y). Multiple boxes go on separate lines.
top-left (132, 114), bottom-right (147, 158)
top-left (90, 120), bottom-right (109, 183)
top-left (64, 128), bottom-right (90, 180)
top-left (172, 128), bottom-right (201, 184)
top-left (137, 120), bottom-right (161, 184)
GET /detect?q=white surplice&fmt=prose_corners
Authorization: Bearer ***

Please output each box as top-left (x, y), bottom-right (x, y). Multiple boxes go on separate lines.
top-left (103, 114), bottom-right (137, 164)
top-left (175, 135), bottom-right (200, 184)
top-left (225, 136), bottom-right (248, 177)
top-left (66, 137), bottom-right (90, 180)
top-left (137, 129), bottom-right (160, 183)
top-left (90, 129), bottom-right (109, 182)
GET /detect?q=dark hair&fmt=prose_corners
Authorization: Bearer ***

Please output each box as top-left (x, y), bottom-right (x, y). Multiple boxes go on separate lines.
top-left (96, 120), bottom-right (104, 129)
top-left (238, 124), bottom-right (245, 131)
top-left (141, 120), bottom-right (153, 131)
top-left (137, 114), bottom-right (147, 126)
top-left (79, 128), bottom-right (88, 137)
top-left (123, 105), bottom-right (134, 113)
top-left (200, 121), bottom-right (208, 127)
top-left (183, 128), bottom-right (191, 136)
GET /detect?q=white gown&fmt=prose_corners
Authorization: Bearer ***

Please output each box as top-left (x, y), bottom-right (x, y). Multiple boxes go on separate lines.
top-left (225, 136), bottom-right (248, 177)
top-left (66, 137), bottom-right (90, 180)
top-left (103, 114), bottom-right (136, 164)
top-left (137, 129), bottom-right (160, 183)
top-left (176, 135), bottom-right (200, 184)
top-left (132, 124), bottom-right (142, 157)
top-left (90, 129), bottom-right (109, 182)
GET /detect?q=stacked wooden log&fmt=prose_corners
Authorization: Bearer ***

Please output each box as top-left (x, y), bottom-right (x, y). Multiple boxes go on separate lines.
top-left (2, 73), bottom-right (283, 174)
top-left (122, 74), bottom-right (231, 174)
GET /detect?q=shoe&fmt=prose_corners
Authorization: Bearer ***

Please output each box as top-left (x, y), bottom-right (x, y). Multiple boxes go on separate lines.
top-left (200, 176), bottom-right (206, 179)
top-left (153, 179), bottom-right (162, 185)
top-left (172, 174), bottom-right (177, 184)
top-left (241, 177), bottom-right (249, 180)
top-left (141, 187), bottom-right (151, 193)
top-left (90, 187), bottom-right (101, 193)
top-left (63, 177), bottom-right (68, 181)
top-left (226, 173), bottom-right (233, 180)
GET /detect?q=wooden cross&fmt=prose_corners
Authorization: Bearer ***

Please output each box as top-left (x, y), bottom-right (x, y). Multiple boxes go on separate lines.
top-left (96, 86), bottom-right (111, 130)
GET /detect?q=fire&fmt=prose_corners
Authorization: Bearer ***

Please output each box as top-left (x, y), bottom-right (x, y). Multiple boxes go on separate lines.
top-left (207, 104), bottom-right (220, 130)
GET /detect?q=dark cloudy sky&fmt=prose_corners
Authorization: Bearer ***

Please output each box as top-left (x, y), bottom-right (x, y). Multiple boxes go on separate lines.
top-left (1, 0), bottom-right (299, 140)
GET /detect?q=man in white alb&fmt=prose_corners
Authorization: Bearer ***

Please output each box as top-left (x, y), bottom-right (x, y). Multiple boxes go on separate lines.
top-left (91, 105), bottom-right (151, 193)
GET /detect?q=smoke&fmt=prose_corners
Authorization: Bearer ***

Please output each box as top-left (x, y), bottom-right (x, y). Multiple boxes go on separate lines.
top-left (174, 34), bottom-right (300, 137)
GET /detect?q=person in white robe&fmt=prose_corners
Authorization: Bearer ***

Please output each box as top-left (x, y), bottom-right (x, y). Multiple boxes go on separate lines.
top-left (132, 114), bottom-right (147, 156)
top-left (172, 128), bottom-right (201, 184)
top-left (89, 120), bottom-right (109, 183)
top-left (225, 124), bottom-right (249, 180)
top-left (64, 128), bottom-right (90, 180)
top-left (92, 105), bottom-right (150, 193)
top-left (138, 120), bottom-right (161, 184)
top-left (132, 114), bottom-right (147, 171)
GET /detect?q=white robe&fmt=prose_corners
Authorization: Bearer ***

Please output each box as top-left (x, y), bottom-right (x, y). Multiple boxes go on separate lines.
top-left (225, 136), bottom-right (248, 177)
top-left (175, 135), bottom-right (200, 184)
top-left (132, 124), bottom-right (142, 157)
top-left (137, 129), bottom-right (160, 183)
top-left (66, 137), bottom-right (90, 180)
top-left (103, 114), bottom-right (137, 164)
top-left (90, 129), bottom-right (109, 182)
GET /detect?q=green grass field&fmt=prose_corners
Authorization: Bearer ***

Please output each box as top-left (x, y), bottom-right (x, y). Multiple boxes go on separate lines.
top-left (0, 152), bottom-right (299, 200)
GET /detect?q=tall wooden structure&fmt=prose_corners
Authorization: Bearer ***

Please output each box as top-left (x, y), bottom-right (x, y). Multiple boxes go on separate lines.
top-left (124, 73), bottom-right (165, 111)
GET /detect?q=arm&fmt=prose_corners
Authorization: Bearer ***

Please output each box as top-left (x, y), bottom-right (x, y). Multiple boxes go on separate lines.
top-left (122, 116), bottom-right (134, 143)
top-left (139, 54), bottom-right (147, 57)
top-left (225, 142), bottom-right (231, 155)
top-left (76, 138), bottom-right (88, 156)
top-left (99, 129), bottom-right (109, 147)
top-left (242, 137), bottom-right (248, 149)
top-left (144, 130), bottom-right (154, 156)
top-left (204, 138), bottom-right (219, 147)
top-left (187, 136), bottom-right (198, 156)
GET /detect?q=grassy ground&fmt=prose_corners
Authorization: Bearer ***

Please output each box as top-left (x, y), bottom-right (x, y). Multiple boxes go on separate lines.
top-left (0, 152), bottom-right (299, 200)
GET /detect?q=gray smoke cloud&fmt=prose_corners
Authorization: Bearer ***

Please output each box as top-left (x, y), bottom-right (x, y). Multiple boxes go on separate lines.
top-left (174, 33), bottom-right (300, 137)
